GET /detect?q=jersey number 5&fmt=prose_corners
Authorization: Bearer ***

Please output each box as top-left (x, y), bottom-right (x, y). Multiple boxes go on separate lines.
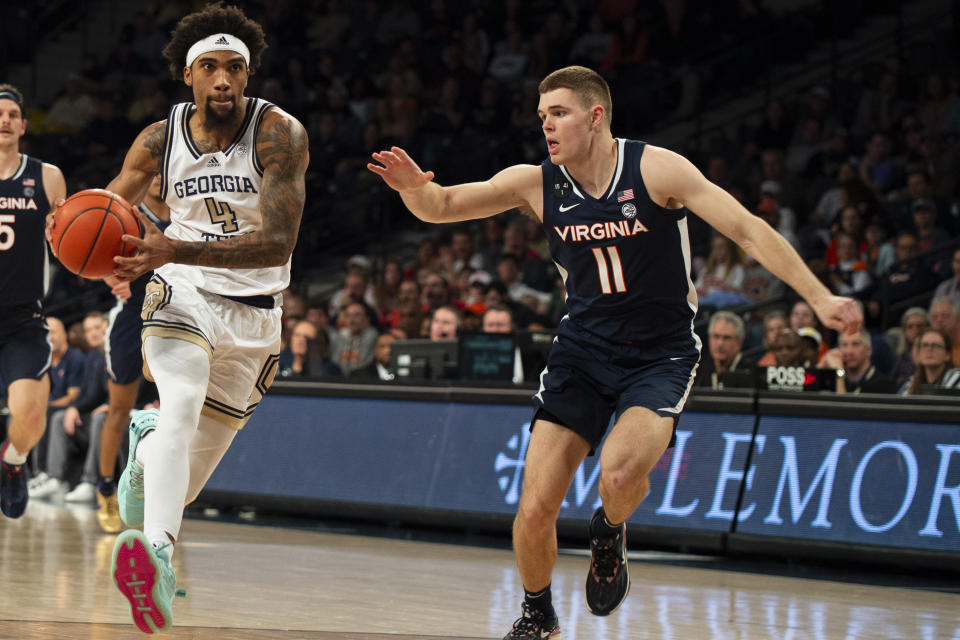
top-left (204, 197), bottom-right (239, 234)
top-left (591, 246), bottom-right (626, 294)
top-left (0, 214), bottom-right (14, 251)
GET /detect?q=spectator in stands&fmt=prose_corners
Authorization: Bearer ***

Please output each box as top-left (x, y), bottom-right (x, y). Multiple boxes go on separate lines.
top-left (755, 192), bottom-right (798, 249)
top-left (330, 302), bottom-right (379, 376)
top-left (916, 72), bottom-right (955, 133)
top-left (786, 117), bottom-right (824, 176)
top-left (43, 74), bottom-right (97, 133)
top-left (695, 235), bottom-right (748, 308)
top-left (857, 132), bottom-right (901, 195)
top-left (829, 232), bottom-right (872, 296)
top-left (391, 281), bottom-right (426, 340)
top-left (420, 270), bottom-right (455, 315)
top-left (31, 312), bottom-right (108, 500)
top-left (911, 199), bottom-right (953, 277)
top-left (854, 71), bottom-right (911, 140)
top-left (751, 310), bottom-right (788, 366)
top-left (374, 260), bottom-right (404, 324)
top-left (933, 247), bottom-right (960, 302)
top-left (900, 328), bottom-right (959, 395)
top-left (449, 230), bottom-right (478, 275)
top-left (863, 221), bottom-right (894, 276)
top-left (501, 219), bottom-right (551, 292)
top-left (330, 269), bottom-right (379, 329)
top-left (890, 307), bottom-right (929, 388)
top-left (832, 328), bottom-right (896, 393)
top-left (600, 13), bottom-right (648, 71)
top-left (429, 305), bottom-right (462, 341)
top-left (571, 14), bottom-right (614, 68)
top-left (771, 328), bottom-right (804, 367)
top-left (405, 237), bottom-right (440, 281)
top-left (866, 232), bottom-right (936, 321)
top-left (279, 320), bottom-right (342, 379)
top-left (349, 333), bottom-right (396, 381)
top-left (46, 317), bottom-right (84, 411)
top-left (797, 327), bottom-right (822, 367)
top-left (929, 296), bottom-right (960, 367)
top-left (482, 304), bottom-right (525, 384)
top-left (696, 311), bottom-right (754, 389)
top-left (825, 206), bottom-right (867, 267)
top-left (495, 253), bottom-right (550, 315)
top-left (789, 300), bottom-right (818, 333)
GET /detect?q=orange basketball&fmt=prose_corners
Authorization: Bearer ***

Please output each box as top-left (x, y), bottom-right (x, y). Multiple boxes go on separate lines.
top-left (49, 189), bottom-right (142, 279)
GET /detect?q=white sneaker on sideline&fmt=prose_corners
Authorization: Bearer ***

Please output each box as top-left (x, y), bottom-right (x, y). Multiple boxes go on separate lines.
top-left (65, 481), bottom-right (97, 503)
top-left (29, 476), bottom-right (68, 499)
top-left (27, 471), bottom-right (49, 491)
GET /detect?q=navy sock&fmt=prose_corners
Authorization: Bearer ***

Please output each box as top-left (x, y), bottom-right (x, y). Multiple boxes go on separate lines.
top-left (97, 476), bottom-right (116, 496)
top-left (590, 506), bottom-right (622, 538)
top-left (524, 584), bottom-right (554, 616)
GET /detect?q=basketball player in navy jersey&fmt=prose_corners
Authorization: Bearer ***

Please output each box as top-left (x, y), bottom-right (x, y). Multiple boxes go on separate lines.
top-left (48, 5), bottom-right (306, 633)
top-left (368, 66), bottom-right (862, 639)
top-left (0, 84), bottom-right (66, 519)
top-left (95, 175), bottom-right (169, 533)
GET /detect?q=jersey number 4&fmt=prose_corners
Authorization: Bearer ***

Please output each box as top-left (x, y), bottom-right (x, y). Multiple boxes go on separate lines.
top-left (204, 197), bottom-right (239, 233)
top-left (591, 245), bottom-right (626, 294)
top-left (0, 214), bottom-right (14, 251)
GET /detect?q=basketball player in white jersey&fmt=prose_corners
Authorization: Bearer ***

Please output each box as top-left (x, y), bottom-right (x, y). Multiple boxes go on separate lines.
top-left (55, 5), bottom-right (307, 633)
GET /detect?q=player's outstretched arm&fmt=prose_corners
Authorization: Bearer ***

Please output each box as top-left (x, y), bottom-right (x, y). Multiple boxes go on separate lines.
top-left (367, 146), bottom-right (542, 224)
top-left (642, 145), bottom-right (862, 334)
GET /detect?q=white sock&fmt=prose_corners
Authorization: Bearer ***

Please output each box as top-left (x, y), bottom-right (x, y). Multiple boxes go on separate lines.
top-left (1, 441), bottom-right (26, 465)
top-left (134, 430), bottom-right (153, 467)
top-left (142, 336), bottom-right (211, 556)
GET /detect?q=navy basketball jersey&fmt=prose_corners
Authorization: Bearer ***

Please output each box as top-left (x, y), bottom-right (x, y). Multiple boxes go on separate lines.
top-left (542, 139), bottom-right (697, 344)
top-left (0, 155), bottom-right (50, 308)
top-left (127, 202), bottom-right (171, 304)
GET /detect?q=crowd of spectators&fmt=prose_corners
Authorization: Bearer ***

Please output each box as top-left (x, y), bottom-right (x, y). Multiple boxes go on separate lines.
top-left (14, 1), bottom-right (960, 396)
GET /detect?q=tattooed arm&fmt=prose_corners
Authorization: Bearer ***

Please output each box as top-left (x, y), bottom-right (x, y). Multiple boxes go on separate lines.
top-left (107, 121), bottom-right (165, 205)
top-left (112, 108), bottom-right (309, 279)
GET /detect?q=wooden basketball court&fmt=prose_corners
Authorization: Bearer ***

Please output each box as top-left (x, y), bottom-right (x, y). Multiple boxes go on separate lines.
top-left (0, 501), bottom-right (957, 639)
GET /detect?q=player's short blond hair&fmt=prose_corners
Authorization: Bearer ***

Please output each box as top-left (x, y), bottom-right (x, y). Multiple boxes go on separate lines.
top-left (538, 66), bottom-right (613, 128)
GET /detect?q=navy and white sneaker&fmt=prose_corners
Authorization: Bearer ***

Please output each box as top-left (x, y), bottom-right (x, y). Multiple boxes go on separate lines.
top-left (503, 601), bottom-right (561, 639)
top-left (585, 508), bottom-right (630, 616)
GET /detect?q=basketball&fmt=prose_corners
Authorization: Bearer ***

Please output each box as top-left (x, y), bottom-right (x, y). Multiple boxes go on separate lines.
top-left (49, 188), bottom-right (142, 279)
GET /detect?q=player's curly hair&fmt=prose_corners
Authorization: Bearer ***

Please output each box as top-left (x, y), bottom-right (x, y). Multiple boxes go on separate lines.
top-left (162, 2), bottom-right (268, 80)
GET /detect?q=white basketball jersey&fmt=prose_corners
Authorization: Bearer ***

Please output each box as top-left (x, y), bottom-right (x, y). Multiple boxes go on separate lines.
top-left (159, 97), bottom-right (289, 297)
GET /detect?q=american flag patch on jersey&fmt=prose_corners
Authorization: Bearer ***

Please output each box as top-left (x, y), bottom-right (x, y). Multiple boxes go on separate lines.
top-left (22, 178), bottom-right (34, 186)
top-left (617, 188), bottom-right (634, 202)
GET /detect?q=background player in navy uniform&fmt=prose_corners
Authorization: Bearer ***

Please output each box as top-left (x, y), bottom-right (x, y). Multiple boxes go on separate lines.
top-left (0, 84), bottom-right (66, 518)
top-left (96, 175), bottom-right (169, 532)
top-left (368, 65), bottom-right (863, 640)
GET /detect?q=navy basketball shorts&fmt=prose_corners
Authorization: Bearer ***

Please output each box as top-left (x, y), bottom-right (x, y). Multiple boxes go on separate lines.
top-left (105, 299), bottom-right (145, 386)
top-left (0, 306), bottom-right (51, 388)
top-left (531, 326), bottom-right (700, 453)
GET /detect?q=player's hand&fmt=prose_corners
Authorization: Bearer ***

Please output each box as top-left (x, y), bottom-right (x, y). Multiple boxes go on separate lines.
top-left (811, 295), bottom-right (862, 334)
top-left (104, 274), bottom-right (132, 300)
top-left (367, 147), bottom-right (435, 192)
top-left (819, 348), bottom-right (843, 369)
top-left (112, 208), bottom-right (175, 281)
top-left (45, 198), bottom-right (65, 247)
top-left (63, 407), bottom-right (81, 435)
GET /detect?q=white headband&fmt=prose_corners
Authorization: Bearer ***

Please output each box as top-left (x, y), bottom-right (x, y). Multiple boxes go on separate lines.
top-left (186, 33), bottom-right (250, 68)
